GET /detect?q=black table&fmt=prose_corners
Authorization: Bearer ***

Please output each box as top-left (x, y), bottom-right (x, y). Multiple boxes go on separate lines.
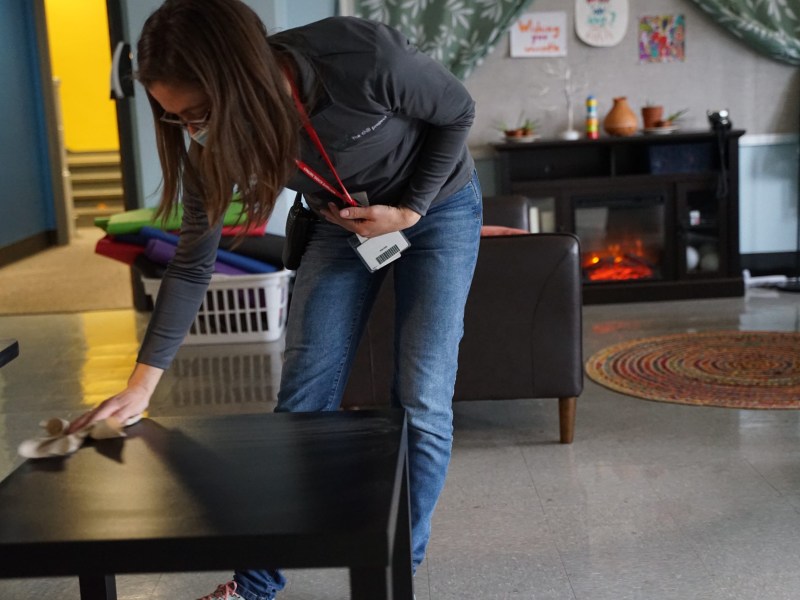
top-left (0, 339), bottom-right (18, 368)
top-left (0, 410), bottom-right (412, 599)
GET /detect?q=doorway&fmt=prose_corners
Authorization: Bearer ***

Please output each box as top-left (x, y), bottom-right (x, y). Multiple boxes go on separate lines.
top-left (12, 0), bottom-right (137, 314)
top-left (42, 0), bottom-right (124, 232)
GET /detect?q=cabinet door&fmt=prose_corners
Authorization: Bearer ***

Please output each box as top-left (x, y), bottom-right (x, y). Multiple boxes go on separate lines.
top-left (676, 178), bottom-right (727, 278)
top-left (526, 197), bottom-right (558, 233)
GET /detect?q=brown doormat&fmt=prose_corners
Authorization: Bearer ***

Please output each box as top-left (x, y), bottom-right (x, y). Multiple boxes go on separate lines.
top-left (0, 228), bottom-right (133, 315)
top-left (585, 331), bottom-right (800, 409)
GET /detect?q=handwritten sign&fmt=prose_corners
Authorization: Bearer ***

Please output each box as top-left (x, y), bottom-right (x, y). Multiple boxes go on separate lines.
top-left (575, 0), bottom-right (629, 47)
top-left (510, 12), bottom-right (567, 58)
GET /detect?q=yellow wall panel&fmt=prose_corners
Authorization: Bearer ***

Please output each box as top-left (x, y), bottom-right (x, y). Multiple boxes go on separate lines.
top-left (45, 0), bottom-right (119, 152)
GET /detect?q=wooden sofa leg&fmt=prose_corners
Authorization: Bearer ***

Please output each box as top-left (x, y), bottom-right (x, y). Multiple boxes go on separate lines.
top-left (558, 396), bottom-right (577, 444)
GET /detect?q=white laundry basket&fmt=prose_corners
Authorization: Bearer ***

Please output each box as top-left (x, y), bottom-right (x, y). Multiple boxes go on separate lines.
top-left (142, 270), bottom-right (293, 345)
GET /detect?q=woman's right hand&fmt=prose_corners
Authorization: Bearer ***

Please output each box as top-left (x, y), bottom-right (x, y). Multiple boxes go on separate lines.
top-left (67, 363), bottom-right (164, 434)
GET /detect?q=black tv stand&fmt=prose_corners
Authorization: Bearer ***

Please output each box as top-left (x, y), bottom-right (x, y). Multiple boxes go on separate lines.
top-left (493, 130), bottom-right (745, 303)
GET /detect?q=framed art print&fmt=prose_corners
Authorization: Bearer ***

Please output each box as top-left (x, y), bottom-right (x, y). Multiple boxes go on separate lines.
top-left (575, 0), bottom-right (629, 47)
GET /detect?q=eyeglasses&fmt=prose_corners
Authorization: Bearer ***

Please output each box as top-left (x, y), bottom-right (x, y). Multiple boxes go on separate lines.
top-left (159, 110), bottom-right (210, 130)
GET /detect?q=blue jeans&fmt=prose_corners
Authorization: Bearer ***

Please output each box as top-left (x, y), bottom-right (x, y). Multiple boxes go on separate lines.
top-left (233, 171), bottom-right (482, 600)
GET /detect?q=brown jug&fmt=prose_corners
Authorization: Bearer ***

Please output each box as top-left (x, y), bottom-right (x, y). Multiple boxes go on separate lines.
top-left (604, 97), bottom-right (638, 136)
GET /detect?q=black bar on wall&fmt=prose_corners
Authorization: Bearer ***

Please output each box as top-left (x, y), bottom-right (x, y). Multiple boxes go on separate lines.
top-left (106, 0), bottom-right (140, 211)
top-left (107, 0), bottom-right (153, 311)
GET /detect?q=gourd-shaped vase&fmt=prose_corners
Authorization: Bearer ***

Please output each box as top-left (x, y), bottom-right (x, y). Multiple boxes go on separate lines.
top-left (603, 97), bottom-right (638, 136)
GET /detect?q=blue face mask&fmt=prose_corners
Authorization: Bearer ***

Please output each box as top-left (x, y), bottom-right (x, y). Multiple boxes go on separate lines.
top-left (190, 127), bottom-right (209, 147)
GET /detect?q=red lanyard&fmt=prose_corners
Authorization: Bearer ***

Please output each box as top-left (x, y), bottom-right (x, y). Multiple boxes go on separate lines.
top-left (288, 78), bottom-right (358, 207)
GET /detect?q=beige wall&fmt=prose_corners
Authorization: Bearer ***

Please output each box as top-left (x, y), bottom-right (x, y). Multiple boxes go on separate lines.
top-left (465, 0), bottom-right (799, 154)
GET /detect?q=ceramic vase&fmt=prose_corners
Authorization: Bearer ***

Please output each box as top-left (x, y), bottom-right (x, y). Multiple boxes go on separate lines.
top-left (604, 97), bottom-right (638, 136)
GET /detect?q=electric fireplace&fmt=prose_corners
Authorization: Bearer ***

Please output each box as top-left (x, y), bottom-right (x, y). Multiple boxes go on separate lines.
top-left (574, 194), bottom-right (671, 284)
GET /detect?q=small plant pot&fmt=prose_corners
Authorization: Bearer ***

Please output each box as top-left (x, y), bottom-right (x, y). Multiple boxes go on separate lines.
top-left (641, 106), bottom-right (664, 129)
top-left (503, 128), bottom-right (537, 143)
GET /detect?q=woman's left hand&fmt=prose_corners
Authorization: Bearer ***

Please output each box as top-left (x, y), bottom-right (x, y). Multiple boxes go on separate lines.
top-left (320, 203), bottom-right (421, 238)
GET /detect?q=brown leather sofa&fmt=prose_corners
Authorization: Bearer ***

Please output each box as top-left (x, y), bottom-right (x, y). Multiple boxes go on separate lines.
top-left (341, 195), bottom-right (583, 443)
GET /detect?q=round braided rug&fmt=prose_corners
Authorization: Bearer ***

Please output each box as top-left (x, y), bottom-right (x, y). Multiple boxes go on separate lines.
top-left (585, 331), bottom-right (800, 409)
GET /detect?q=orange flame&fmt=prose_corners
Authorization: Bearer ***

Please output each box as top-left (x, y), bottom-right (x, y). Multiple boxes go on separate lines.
top-left (582, 239), bottom-right (654, 281)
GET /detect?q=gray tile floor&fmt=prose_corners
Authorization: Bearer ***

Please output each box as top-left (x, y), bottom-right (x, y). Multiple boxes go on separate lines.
top-left (1, 288), bottom-right (799, 599)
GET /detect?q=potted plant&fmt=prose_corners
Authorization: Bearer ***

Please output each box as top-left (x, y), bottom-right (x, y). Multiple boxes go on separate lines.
top-left (641, 101), bottom-right (664, 129)
top-left (642, 103), bottom-right (689, 130)
top-left (655, 108), bottom-right (688, 128)
top-left (496, 114), bottom-right (539, 142)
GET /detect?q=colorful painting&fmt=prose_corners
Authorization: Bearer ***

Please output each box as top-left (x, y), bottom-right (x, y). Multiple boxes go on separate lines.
top-left (639, 15), bottom-right (685, 63)
top-left (510, 12), bottom-right (568, 58)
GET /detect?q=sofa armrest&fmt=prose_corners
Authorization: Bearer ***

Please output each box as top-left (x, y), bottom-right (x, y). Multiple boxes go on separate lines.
top-left (454, 233), bottom-right (583, 401)
top-left (341, 233), bottom-right (583, 408)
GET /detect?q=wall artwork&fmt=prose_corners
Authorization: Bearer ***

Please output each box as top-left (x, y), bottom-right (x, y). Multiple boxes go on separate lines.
top-left (639, 15), bottom-right (685, 63)
top-left (510, 12), bottom-right (567, 58)
top-left (575, 0), bottom-right (629, 47)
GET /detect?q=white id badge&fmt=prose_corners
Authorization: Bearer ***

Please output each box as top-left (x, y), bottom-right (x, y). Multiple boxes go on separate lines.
top-left (350, 231), bottom-right (410, 272)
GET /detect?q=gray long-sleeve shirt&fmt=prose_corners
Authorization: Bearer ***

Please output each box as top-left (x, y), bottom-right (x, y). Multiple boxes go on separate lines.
top-left (137, 17), bottom-right (476, 369)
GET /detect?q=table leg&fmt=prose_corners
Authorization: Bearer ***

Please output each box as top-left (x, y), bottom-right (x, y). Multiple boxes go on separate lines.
top-left (392, 456), bottom-right (413, 599)
top-left (78, 574), bottom-right (117, 600)
top-left (350, 567), bottom-right (391, 599)
top-left (350, 457), bottom-right (414, 600)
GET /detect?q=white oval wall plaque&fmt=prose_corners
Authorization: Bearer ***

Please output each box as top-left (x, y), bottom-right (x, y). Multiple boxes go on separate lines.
top-left (575, 0), bottom-right (629, 47)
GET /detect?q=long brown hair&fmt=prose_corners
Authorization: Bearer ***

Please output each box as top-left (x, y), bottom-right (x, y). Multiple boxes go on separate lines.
top-left (136, 0), bottom-right (299, 228)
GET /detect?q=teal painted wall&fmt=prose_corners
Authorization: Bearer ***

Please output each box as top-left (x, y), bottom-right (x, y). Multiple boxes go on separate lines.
top-left (0, 0), bottom-right (55, 248)
top-left (285, 0), bottom-right (336, 29)
top-left (740, 136), bottom-right (799, 254)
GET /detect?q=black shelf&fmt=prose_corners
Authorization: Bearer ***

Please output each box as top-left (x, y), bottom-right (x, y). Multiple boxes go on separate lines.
top-left (493, 130), bottom-right (745, 303)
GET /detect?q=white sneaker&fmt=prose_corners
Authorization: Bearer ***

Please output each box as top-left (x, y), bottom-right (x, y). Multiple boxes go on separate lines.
top-left (197, 581), bottom-right (245, 600)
